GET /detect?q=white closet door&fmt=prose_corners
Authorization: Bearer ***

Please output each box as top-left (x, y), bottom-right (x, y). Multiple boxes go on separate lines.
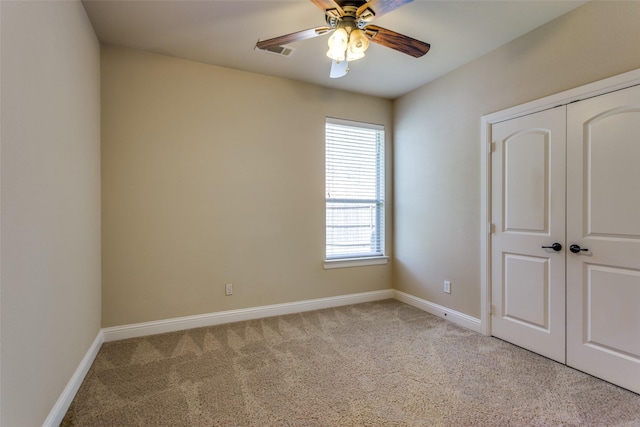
top-left (491, 107), bottom-right (567, 363)
top-left (566, 84), bottom-right (640, 394)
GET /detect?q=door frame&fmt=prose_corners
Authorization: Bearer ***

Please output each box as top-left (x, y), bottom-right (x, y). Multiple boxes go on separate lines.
top-left (479, 68), bottom-right (640, 336)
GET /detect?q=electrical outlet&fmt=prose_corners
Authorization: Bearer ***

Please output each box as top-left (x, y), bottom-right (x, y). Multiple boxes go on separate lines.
top-left (444, 280), bottom-right (451, 294)
top-left (225, 283), bottom-right (233, 296)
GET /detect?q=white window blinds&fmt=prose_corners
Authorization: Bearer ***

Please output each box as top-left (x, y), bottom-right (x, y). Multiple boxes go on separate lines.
top-left (325, 118), bottom-right (385, 259)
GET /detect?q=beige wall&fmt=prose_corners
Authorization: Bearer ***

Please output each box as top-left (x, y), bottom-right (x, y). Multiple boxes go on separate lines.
top-left (0, 1), bottom-right (101, 425)
top-left (101, 46), bottom-right (393, 327)
top-left (393, 1), bottom-right (640, 319)
top-left (6, 1), bottom-right (637, 421)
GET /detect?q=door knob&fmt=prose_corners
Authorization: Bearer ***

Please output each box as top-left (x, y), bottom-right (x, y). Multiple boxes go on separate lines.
top-left (541, 243), bottom-right (562, 252)
top-left (569, 244), bottom-right (588, 254)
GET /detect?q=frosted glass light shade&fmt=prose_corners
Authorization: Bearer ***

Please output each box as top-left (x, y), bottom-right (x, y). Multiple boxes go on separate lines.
top-left (326, 28), bottom-right (348, 61)
top-left (346, 29), bottom-right (369, 61)
top-left (349, 29), bottom-right (369, 53)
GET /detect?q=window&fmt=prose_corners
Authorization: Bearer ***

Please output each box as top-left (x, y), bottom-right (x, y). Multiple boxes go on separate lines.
top-left (325, 118), bottom-right (385, 264)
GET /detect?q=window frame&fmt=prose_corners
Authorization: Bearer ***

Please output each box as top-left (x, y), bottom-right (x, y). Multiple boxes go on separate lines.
top-left (323, 117), bottom-right (388, 269)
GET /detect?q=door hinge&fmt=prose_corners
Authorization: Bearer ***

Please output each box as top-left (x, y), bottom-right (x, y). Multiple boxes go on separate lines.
top-left (488, 223), bottom-right (495, 234)
top-left (489, 304), bottom-right (497, 315)
top-left (489, 304), bottom-right (499, 316)
top-left (489, 141), bottom-right (496, 153)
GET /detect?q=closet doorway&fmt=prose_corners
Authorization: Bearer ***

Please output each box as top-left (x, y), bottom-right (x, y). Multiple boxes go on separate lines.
top-left (483, 75), bottom-right (640, 394)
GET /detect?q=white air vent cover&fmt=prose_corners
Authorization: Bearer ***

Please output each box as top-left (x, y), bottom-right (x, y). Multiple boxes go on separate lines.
top-left (255, 45), bottom-right (295, 57)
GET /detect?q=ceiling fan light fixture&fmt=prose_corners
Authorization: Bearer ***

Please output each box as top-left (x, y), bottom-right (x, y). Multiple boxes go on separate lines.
top-left (326, 27), bottom-right (348, 62)
top-left (346, 28), bottom-right (369, 61)
top-left (256, 0), bottom-right (430, 79)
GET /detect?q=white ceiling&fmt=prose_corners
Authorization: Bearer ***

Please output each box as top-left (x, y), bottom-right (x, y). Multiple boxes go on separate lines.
top-left (82, 0), bottom-right (586, 99)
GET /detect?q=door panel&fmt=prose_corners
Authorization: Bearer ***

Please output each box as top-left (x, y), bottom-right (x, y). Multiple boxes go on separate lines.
top-left (587, 110), bottom-right (640, 237)
top-left (503, 253), bottom-right (549, 329)
top-left (491, 107), bottom-right (566, 363)
top-left (585, 265), bottom-right (640, 358)
top-left (504, 131), bottom-right (549, 232)
top-left (567, 84), bottom-right (640, 394)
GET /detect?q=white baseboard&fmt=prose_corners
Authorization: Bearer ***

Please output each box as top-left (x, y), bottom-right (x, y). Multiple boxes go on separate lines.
top-left (103, 289), bottom-right (394, 342)
top-left (393, 290), bottom-right (482, 333)
top-left (42, 330), bottom-right (104, 427)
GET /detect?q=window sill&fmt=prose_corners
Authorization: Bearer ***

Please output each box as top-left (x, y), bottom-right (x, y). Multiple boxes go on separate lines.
top-left (323, 256), bottom-right (389, 270)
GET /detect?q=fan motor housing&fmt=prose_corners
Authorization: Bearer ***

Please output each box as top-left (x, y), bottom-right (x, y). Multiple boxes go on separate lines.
top-left (326, 3), bottom-right (372, 30)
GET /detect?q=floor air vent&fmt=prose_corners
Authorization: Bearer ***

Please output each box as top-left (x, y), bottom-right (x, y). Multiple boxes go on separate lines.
top-left (255, 45), bottom-right (295, 57)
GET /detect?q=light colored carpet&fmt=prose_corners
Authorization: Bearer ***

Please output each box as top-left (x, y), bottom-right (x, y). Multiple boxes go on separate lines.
top-left (62, 300), bottom-right (640, 426)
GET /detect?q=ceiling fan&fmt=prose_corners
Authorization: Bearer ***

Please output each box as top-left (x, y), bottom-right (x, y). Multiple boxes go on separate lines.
top-left (255, 0), bottom-right (431, 78)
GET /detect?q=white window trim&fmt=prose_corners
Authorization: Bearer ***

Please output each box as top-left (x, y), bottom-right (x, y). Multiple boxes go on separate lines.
top-left (326, 117), bottom-right (384, 131)
top-left (325, 117), bottom-right (386, 262)
top-left (323, 256), bottom-right (389, 270)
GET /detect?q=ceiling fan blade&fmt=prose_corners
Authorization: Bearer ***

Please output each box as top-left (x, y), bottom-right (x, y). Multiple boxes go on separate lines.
top-left (358, 0), bottom-right (413, 19)
top-left (310, 0), bottom-right (344, 17)
top-left (256, 26), bottom-right (333, 50)
top-left (365, 25), bottom-right (430, 58)
top-left (330, 60), bottom-right (349, 78)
